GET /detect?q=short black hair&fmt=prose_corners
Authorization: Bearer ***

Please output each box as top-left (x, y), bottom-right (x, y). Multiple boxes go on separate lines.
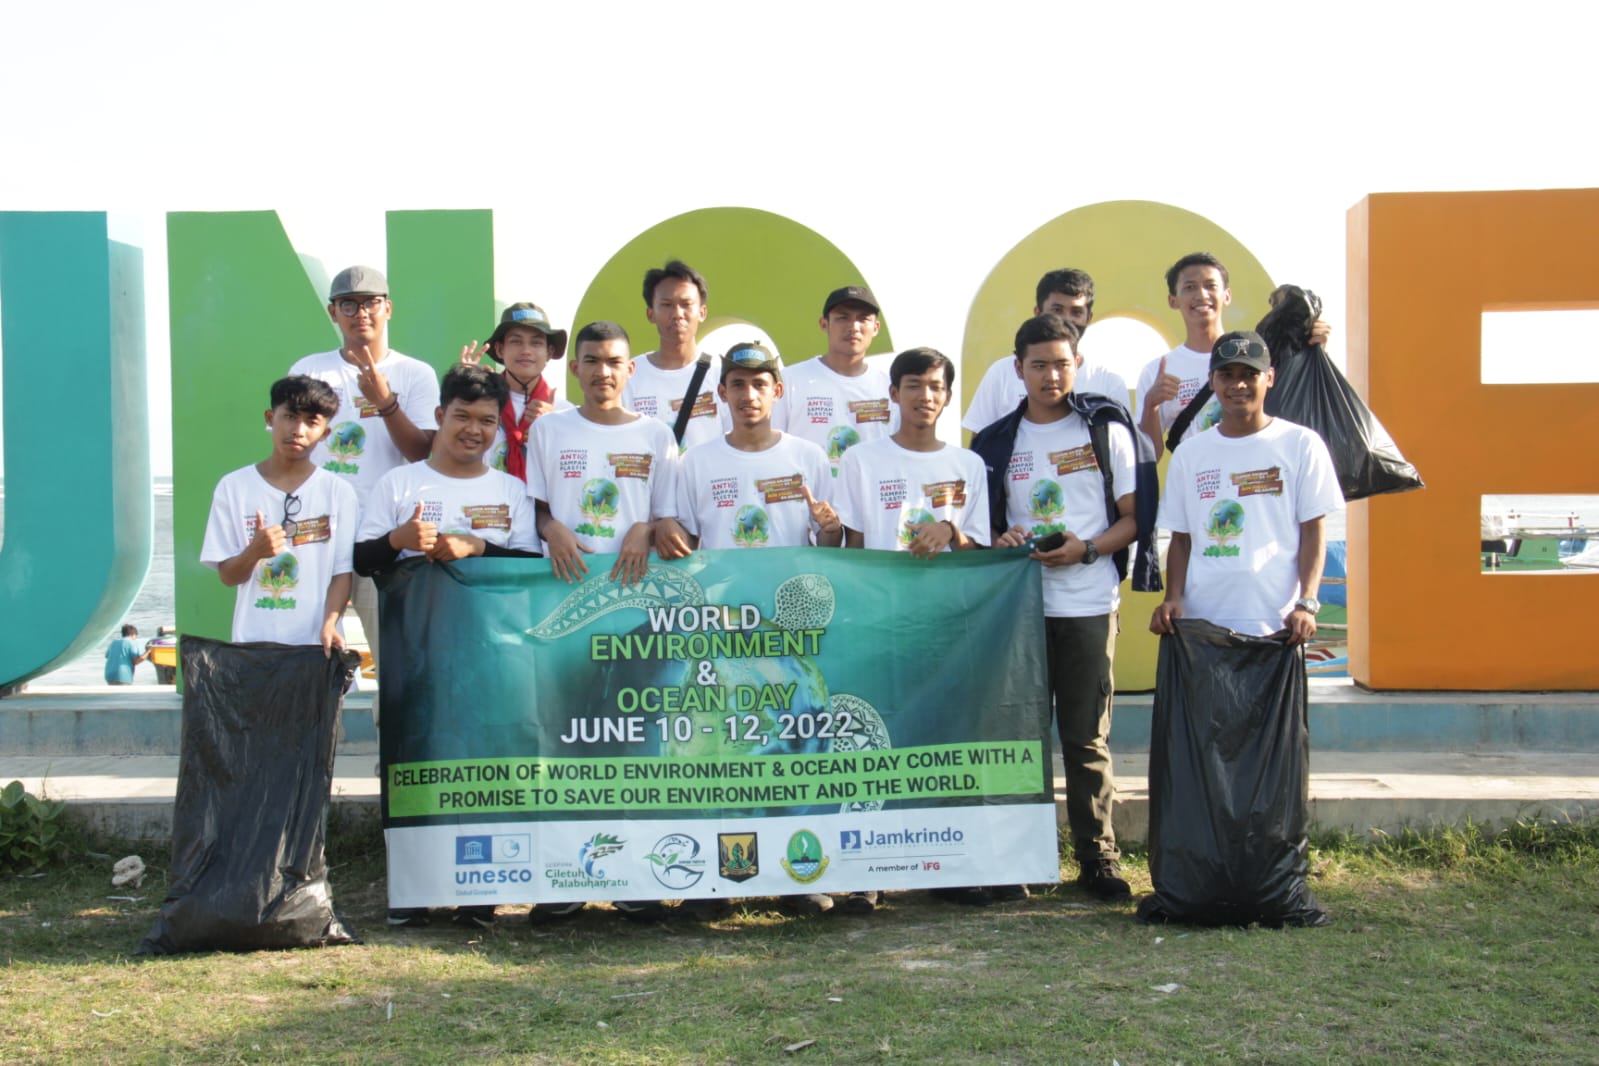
top-left (889, 347), bottom-right (955, 388)
top-left (269, 375), bottom-right (339, 421)
top-left (574, 320), bottom-right (631, 348)
top-left (1013, 313), bottom-right (1081, 357)
top-left (642, 259), bottom-right (708, 307)
top-left (121, 624), bottom-right (138, 637)
top-left (440, 362), bottom-right (508, 409)
top-left (1035, 268), bottom-right (1095, 315)
top-left (1165, 252), bottom-right (1230, 295)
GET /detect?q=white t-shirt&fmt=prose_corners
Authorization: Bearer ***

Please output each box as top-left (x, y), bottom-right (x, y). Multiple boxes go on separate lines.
top-left (962, 353), bottom-right (1132, 433)
top-left (621, 353), bottom-right (731, 452)
top-left (357, 461), bottom-right (540, 559)
top-left (526, 408), bottom-right (679, 554)
top-left (488, 390), bottom-right (575, 475)
top-left (837, 438), bottom-right (991, 552)
top-left (672, 433), bottom-right (834, 549)
top-left (1003, 415), bottom-right (1135, 618)
top-left (1134, 344), bottom-right (1221, 449)
top-left (1157, 417), bottom-right (1343, 635)
top-left (201, 465), bottom-right (357, 645)
top-left (773, 356), bottom-right (900, 477)
top-left (288, 348), bottom-right (441, 512)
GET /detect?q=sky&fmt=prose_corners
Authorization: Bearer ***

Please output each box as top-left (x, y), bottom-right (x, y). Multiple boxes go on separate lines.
top-left (1, 0), bottom-right (1595, 476)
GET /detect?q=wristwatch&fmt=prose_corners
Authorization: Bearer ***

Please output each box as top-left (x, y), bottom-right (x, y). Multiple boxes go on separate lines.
top-left (1080, 538), bottom-right (1100, 566)
top-left (1294, 596), bottom-right (1321, 615)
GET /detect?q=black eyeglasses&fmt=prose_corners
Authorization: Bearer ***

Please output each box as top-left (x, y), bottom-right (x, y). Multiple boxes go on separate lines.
top-left (334, 295), bottom-right (387, 317)
top-left (282, 493), bottom-right (302, 539)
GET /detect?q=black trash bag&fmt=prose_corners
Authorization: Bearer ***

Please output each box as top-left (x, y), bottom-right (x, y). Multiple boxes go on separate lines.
top-left (1136, 620), bottom-right (1328, 928)
top-left (1257, 285), bottom-right (1424, 501)
top-left (138, 637), bottom-right (360, 954)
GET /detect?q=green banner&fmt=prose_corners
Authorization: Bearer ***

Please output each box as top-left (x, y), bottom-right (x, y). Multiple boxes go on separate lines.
top-left (378, 548), bottom-right (1052, 824)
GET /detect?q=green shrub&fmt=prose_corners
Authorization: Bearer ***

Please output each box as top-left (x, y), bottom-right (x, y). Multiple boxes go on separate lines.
top-left (0, 780), bottom-right (70, 872)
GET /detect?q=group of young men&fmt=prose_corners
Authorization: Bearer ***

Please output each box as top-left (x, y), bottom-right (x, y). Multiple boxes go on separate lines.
top-left (198, 250), bottom-right (1339, 926)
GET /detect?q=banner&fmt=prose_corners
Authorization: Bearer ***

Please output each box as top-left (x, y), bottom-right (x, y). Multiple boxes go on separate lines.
top-left (378, 548), bottom-right (1058, 908)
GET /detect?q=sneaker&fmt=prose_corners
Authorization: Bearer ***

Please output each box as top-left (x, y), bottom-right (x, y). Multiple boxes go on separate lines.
top-left (612, 899), bottom-right (670, 922)
top-left (988, 884), bottom-right (1030, 902)
top-left (929, 886), bottom-right (993, 906)
top-left (681, 897), bottom-right (736, 920)
top-left (452, 905), bottom-right (497, 929)
top-left (837, 891), bottom-right (878, 914)
top-left (779, 893), bottom-right (835, 916)
top-left (1077, 858), bottom-right (1132, 900)
top-left (527, 901), bottom-right (585, 925)
top-left (386, 907), bottom-right (430, 928)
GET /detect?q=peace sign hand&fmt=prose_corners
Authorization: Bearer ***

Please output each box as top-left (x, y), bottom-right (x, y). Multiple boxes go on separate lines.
top-left (348, 343), bottom-right (393, 408)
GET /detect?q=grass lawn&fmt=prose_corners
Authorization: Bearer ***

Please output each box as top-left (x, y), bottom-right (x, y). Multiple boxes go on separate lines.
top-left (2, 815), bottom-right (1596, 1065)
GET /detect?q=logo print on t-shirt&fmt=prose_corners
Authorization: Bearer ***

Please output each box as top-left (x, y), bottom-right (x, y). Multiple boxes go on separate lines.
top-left (254, 553), bottom-right (300, 611)
top-left (609, 453), bottom-right (654, 480)
top-left (1027, 479), bottom-right (1067, 537)
top-left (578, 478), bottom-right (620, 538)
top-left (1204, 499), bottom-right (1245, 557)
top-left (323, 422), bottom-right (365, 475)
top-left (670, 392), bottom-right (718, 419)
top-left (849, 398), bottom-right (890, 425)
top-left (1195, 468), bottom-right (1221, 500)
top-left (289, 515), bottom-right (332, 547)
top-left (805, 397), bottom-right (834, 425)
top-left (825, 426), bottom-right (861, 462)
top-left (922, 480), bottom-right (967, 508)
top-left (899, 507), bottom-right (936, 547)
top-left (732, 505), bottom-right (770, 547)
top-left (709, 477), bottom-right (739, 508)
top-left (756, 473), bottom-right (805, 504)
top-left (462, 504), bottom-right (512, 532)
top-left (877, 478), bottom-right (907, 511)
top-left (1232, 466), bottom-right (1284, 497)
top-left (1048, 444), bottom-right (1098, 477)
top-left (558, 449), bottom-right (586, 479)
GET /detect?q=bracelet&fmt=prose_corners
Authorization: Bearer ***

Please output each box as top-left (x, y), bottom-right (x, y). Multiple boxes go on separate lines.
top-left (375, 397), bottom-right (401, 417)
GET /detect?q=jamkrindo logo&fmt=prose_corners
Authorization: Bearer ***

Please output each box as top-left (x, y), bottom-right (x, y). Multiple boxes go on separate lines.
top-left (781, 829), bottom-right (830, 884)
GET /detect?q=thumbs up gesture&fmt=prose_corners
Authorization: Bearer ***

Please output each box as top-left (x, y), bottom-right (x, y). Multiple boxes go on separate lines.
top-left (251, 509), bottom-right (287, 559)
top-left (389, 502), bottom-right (438, 554)
top-left (1145, 355), bottom-right (1181, 410)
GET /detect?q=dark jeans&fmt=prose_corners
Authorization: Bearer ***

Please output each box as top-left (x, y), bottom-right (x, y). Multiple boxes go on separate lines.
top-left (1045, 613), bottom-right (1119, 863)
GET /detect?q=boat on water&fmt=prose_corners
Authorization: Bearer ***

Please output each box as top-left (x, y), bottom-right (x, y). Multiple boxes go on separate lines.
top-left (1481, 509), bottom-right (1592, 572)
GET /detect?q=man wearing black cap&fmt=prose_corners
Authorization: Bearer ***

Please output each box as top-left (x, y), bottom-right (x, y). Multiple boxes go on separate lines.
top-left (1150, 330), bottom-right (1341, 642)
top-left (460, 302), bottom-right (573, 482)
top-left (774, 285), bottom-right (898, 478)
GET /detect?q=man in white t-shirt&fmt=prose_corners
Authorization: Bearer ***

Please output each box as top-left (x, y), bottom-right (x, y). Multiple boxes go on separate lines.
top-left (526, 320), bottom-right (683, 924)
top-left (838, 346), bottom-right (989, 912)
top-left (621, 259), bottom-right (729, 451)
top-left (458, 302), bottom-right (574, 481)
top-left (352, 362), bottom-right (542, 931)
top-left (774, 285), bottom-right (899, 477)
top-left (1150, 331), bottom-right (1341, 640)
top-left (656, 340), bottom-right (841, 920)
top-left (977, 314), bottom-right (1139, 901)
top-left (1135, 253), bottom-right (1332, 460)
top-left (202, 375), bottom-right (358, 652)
top-left (662, 341), bottom-right (841, 554)
top-left (963, 268), bottom-right (1131, 435)
top-left (354, 363), bottom-right (542, 573)
top-left (528, 321), bottom-right (680, 592)
top-left (289, 266), bottom-right (442, 727)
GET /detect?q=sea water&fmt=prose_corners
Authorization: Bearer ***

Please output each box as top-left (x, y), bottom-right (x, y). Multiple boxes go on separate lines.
top-left (2, 482), bottom-right (1597, 690)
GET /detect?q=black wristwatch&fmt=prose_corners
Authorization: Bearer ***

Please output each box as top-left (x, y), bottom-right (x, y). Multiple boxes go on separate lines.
top-left (1080, 538), bottom-right (1100, 566)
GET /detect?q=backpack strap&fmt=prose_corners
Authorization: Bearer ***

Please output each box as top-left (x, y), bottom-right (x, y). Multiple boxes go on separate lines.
top-left (1164, 383), bottom-right (1213, 455)
top-left (671, 353), bottom-right (713, 445)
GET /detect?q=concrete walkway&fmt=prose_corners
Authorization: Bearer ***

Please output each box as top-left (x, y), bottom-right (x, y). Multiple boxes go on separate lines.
top-left (6, 750), bottom-right (1596, 843)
